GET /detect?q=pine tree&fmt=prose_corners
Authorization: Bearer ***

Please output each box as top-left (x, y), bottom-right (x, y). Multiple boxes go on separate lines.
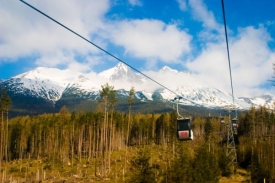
top-left (204, 117), bottom-right (213, 142)
top-left (164, 143), bottom-right (193, 183)
top-left (127, 147), bottom-right (156, 183)
top-left (191, 144), bottom-right (220, 183)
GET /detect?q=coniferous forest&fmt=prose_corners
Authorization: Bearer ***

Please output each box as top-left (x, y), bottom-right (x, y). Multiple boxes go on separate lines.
top-left (0, 85), bottom-right (275, 182)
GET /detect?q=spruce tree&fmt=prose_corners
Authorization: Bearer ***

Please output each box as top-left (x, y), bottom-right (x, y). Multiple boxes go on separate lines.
top-left (204, 117), bottom-right (213, 142)
top-left (128, 147), bottom-right (155, 183)
top-left (191, 144), bottom-right (220, 183)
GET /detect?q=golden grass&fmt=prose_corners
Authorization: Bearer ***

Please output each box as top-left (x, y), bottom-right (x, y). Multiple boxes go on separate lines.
top-left (219, 168), bottom-right (250, 183)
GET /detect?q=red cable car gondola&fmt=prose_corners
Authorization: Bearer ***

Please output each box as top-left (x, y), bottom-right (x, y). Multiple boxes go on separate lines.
top-left (177, 118), bottom-right (194, 141)
top-left (174, 97), bottom-right (193, 141)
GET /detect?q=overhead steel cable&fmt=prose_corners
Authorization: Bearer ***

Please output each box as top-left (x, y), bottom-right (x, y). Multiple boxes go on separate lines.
top-left (221, 0), bottom-right (235, 106)
top-left (20, 0), bottom-right (196, 104)
top-left (221, 0), bottom-right (237, 169)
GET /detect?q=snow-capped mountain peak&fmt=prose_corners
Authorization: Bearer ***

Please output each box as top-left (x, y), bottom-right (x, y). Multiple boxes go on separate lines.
top-left (14, 67), bottom-right (80, 87)
top-left (98, 62), bottom-right (145, 83)
top-left (6, 67), bottom-right (83, 102)
top-left (159, 66), bottom-right (178, 74)
top-left (98, 62), bottom-right (130, 79)
top-left (1, 64), bottom-right (274, 110)
top-left (115, 62), bottom-right (129, 72)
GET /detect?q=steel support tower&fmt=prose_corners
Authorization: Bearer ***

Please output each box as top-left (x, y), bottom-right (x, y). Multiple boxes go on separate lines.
top-left (226, 109), bottom-right (237, 172)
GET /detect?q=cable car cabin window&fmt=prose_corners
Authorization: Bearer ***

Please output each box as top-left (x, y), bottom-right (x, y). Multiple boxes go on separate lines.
top-left (177, 119), bottom-right (190, 130)
top-left (177, 118), bottom-right (193, 141)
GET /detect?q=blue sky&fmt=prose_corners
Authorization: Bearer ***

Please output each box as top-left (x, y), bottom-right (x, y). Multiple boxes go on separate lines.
top-left (0, 0), bottom-right (275, 97)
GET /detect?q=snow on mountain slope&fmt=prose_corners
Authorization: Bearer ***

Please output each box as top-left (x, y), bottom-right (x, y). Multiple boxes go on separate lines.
top-left (65, 74), bottom-right (100, 91)
top-left (239, 95), bottom-right (275, 109)
top-left (5, 67), bottom-right (100, 101)
top-left (15, 67), bottom-right (76, 87)
top-left (3, 67), bottom-right (69, 101)
top-left (1, 62), bottom-right (274, 109)
top-left (135, 91), bottom-right (153, 101)
top-left (158, 86), bottom-right (249, 109)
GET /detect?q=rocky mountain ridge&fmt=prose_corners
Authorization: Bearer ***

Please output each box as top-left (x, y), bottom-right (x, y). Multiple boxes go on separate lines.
top-left (0, 62), bottom-right (274, 113)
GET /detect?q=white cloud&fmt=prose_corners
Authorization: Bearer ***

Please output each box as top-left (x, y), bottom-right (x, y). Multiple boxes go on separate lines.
top-left (107, 68), bottom-right (204, 93)
top-left (107, 19), bottom-right (192, 65)
top-left (0, 0), bottom-right (192, 71)
top-left (144, 70), bottom-right (203, 91)
top-left (128, 0), bottom-right (142, 6)
top-left (176, 0), bottom-right (187, 11)
top-left (188, 0), bottom-right (223, 42)
top-left (0, 0), bottom-right (109, 65)
top-left (35, 51), bottom-right (73, 67)
top-left (186, 26), bottom-right (275, 97)
top-left (1, 0), bottom-right (274, 99)
top-left (267, 21), bottom-right (275, 26)
top-left (67, 62), bottom-right (92, 73)
top-left (182, 0), bottom-right (275, 97)
top-left (189, 0), bottom-right (222, 31)
top-left (144, 58), bottom-right (158, 71)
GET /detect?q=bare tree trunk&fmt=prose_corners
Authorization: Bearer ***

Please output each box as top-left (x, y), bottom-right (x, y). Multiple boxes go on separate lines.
top-left (4, 111), bottom-right (8, 182)
top-left (121, 122), bottom-right (124, 150)
top-left (108, 110), bottom-right (114, 174)
top-left (71, 121), bottom-right (74, 166)
top-left (83, 125), bottom-right (87, 161)
top-left (172, 139), bottom-right (175, 160)
top-left (88, 125), bottom-right (92, 161)
top-left (93, 120), bottom-right (97, 177)
top-left (78, 127), bottom-right (83, 161)
top-left (101, 115), bottom-right (105, 177)
top-left (147, 130), bottom-right (149, 145)
top-left (152, 115), bottom-right (155, 144)
top-left (0, 111), bottom-right (3, 182)
top-left (97, 123), bottom-right (100, 158)
top-left (138, 120), bottom-right (141, 146)
top-left (4, 111), bottom-right (8, 160)
top-left (38, 123), bottom-right (41, 159)
top-left (125, 108), bottom-right (131, 175)
top-left (112, 122), bottom-right (115, 150)
top-left (105, 111), bottom-right (109, 175)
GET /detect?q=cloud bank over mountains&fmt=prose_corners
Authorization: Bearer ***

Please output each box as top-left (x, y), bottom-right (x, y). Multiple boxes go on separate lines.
top-left (0, 0), bottom-right (274, 98)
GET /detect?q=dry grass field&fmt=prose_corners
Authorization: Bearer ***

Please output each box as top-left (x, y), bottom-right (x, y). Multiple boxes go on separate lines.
top-left (219, 168), bottom-right (251, 183)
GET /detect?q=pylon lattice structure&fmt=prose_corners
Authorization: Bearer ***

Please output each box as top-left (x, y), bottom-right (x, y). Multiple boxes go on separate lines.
top-left (226, 109), bottom-right (237, 171)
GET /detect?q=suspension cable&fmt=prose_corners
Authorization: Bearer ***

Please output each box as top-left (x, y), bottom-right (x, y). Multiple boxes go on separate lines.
top-left (20, 0), bottom-right (197, 105)
top-left (221, 0), bottom-right (235, 107)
